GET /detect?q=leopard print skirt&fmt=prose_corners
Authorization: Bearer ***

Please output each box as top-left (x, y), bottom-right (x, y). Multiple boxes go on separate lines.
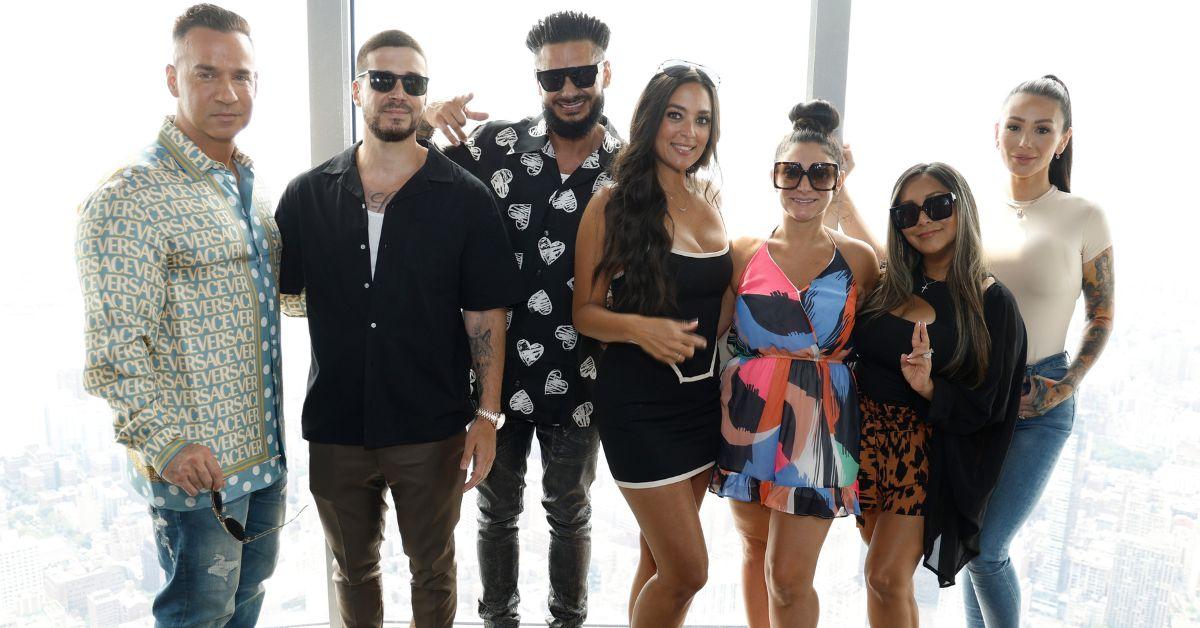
top-left (856, 392), bottom-right (931, 524)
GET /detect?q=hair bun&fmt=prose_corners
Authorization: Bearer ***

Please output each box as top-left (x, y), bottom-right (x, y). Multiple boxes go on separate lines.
top-left (788, 100), bottom-right (841, 135)
top-left (1041, 74), bottom-right (1069, 93)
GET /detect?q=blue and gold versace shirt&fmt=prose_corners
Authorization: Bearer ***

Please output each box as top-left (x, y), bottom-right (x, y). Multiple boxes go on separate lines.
top-left (76, 117), bottom-right (285, 510)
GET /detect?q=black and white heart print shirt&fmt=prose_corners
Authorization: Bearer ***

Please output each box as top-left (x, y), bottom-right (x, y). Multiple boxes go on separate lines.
top-left (442, 114), bottom-right (622, 428)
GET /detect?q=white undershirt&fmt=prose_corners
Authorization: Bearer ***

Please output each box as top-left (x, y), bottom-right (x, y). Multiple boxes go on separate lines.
top-left (561, 172), bottom-right (570, 182)
top-left (367, 210), bottom-right (384, 278)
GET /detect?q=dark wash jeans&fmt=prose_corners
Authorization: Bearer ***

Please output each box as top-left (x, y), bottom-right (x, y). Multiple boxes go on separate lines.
top-left (476, 419), bottom-right (600, 628)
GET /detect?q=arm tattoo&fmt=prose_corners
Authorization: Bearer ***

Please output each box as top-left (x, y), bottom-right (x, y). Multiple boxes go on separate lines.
top-left (1063, 247), bottom-right (1114, 388)
top-left (467, 323), bottom-right (494, 385)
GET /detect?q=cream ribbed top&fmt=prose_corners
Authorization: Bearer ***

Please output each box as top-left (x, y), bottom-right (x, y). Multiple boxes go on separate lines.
top-left (984, 186), bottom-right (1112, 362)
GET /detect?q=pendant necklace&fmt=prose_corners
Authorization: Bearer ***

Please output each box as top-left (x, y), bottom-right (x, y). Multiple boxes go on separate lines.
top-left (665, 188), bottom-right (689, 212)
top-left (919, 274), bottom-right (942, 293)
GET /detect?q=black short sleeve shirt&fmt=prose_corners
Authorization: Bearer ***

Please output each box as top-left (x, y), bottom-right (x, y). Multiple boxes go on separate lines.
top-left (275, 142), bottom-right (522, 447)
top-left (441, 115), bottom-right (622, 428)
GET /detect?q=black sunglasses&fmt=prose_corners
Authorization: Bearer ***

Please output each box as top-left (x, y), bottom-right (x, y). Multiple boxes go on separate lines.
top-left (211, 490), bottom-right (307, 544)
top-left (658, 59), bottom-right (721, 88)
top-left (355, 70), bottom-right (429, 96)
top-left (890, 192), bottom-right (957, 230)
top-left (535, 62), bottom-right (603, 92)
top-left (773, 161), bottom-right (840, 191)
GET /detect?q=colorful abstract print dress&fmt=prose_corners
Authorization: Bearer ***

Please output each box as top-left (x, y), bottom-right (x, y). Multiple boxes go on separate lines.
top-left (711, 240), bottom-right (861, 517)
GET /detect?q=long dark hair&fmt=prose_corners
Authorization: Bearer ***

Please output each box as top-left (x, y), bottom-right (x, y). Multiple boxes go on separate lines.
top-left (861, 163), bottom-right (992, 387)
top-left (1006, 74), bottom-right (1073, 192)
top-left (593, 68), bottom-right (720, 315)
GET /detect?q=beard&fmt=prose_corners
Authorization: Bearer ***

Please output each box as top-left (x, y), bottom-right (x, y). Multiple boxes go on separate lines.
top-left (543, 93), bottom-right (605, 140)
top-left (366, 105), bottom-right (418, 142)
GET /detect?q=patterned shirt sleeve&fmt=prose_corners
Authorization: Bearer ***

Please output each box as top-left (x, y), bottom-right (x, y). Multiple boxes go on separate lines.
top-left (76, 180), bottom-right (187, 473)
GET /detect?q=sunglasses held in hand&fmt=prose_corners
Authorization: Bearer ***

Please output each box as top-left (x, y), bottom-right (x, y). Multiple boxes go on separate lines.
top-left (211, 490), bottom-right (307, 544)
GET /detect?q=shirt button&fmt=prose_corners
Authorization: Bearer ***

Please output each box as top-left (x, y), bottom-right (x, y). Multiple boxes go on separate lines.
top-left (360, 243), bottom-right (367, 250)
top-left (363, 282), bottom-right (370, 289)
top-left (370, 322), bottom-right (377, 329)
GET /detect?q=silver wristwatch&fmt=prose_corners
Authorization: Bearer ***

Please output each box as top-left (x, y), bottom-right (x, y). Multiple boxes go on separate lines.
top-left (475, 407), bottom-right (506, 430)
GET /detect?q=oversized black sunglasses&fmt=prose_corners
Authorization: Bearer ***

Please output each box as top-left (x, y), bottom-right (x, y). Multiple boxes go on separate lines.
top-left (890, 192), bottom-right (957, 230)
top-left (355, 70), bottom-right (429, 96)
top-left (658, 59), bottom-right (721, 88)
top-left (211, 490), bottom-right (307, 544)
top-left (535, 62), bottom-right (604, 92)
top-left (773, 161), bottom-right (840, 191)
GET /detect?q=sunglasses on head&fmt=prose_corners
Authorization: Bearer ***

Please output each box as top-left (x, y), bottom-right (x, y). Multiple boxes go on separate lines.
top-left (211, 490), bottom-right (306, 544)
top-left (355, 70), bottom-right (429, 96)
top-left (890, 192), bottom-right (957, 230)
top-left (773, 161), bottom-right (840, 191)
top-left (535, 62), bottom-right (604, 92)
top-left (658, 59), bottom-right (721, 88)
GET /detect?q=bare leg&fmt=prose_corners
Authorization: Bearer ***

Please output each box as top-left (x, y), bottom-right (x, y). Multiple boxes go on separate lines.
top-left (628, 534), bottom-right (656, 622)
top-left (729, 500), bottom-right (770, 628)
top-left (765, 510), bottom-right (832, 628)
top-left (864, 513), bottom-right (924, 628)
top-left (621, 471), bottom-right (711, 628)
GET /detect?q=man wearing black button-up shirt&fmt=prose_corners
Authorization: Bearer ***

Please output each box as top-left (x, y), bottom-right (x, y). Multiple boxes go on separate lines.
top-left (275, 30), bottom-right (520, 628)
top-left (422, 12), bottom-right (621, 628)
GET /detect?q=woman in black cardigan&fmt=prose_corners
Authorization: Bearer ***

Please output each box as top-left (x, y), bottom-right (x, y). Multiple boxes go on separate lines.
top-left (852, 162), bottom-right (1026, 626)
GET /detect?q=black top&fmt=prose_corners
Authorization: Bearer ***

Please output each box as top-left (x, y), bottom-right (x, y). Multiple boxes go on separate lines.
top-left (442, 114), bottom-right (623, 426)
top-left (275, 142), bottom-right (522, 447)
top-left (853, 270), bottom-right (1027, 587)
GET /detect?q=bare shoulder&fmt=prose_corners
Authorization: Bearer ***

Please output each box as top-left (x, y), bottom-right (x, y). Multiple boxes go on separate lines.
top-left (731, 235), bottom-right (764, 264)
top-left (830, 230), bottom-right (880, 277)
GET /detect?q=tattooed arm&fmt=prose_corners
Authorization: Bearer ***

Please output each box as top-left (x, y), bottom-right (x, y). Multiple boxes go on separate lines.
top-left (1021, 246), bottom-right (1115, 416)
top-left (460, 308), bottom-right (506, 491)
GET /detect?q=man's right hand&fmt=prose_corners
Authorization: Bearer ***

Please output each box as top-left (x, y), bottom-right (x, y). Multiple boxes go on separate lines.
top-left (423, 92), bottom-right (489, 146)
top-left (160, 443), bottom-right (224, 497)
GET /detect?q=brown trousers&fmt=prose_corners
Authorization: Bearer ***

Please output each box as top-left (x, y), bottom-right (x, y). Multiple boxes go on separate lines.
top-left (310, 432), bottom-right (467, 628)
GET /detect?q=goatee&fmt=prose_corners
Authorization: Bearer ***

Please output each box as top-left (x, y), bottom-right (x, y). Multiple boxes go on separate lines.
top-left (367, 107), bottom-right (418, 142)
top-left (543, 93), bottom-right (604, 140)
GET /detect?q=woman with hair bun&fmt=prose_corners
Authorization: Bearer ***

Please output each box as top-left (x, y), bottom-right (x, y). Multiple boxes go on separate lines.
top-left (853, 161), bottom-right (1027, 625)
top-left (961, 75), bottom-right (1115, 628)
top-left (710, 100), bottom-right (879, 627)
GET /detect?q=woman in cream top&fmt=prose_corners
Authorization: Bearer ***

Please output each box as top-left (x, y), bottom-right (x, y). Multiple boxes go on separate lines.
top-left (963, 75), bottom-right (1115, 628)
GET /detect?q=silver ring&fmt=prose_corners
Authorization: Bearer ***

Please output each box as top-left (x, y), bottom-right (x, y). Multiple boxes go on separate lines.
top-left (922, 351), bottom-right (933, 359)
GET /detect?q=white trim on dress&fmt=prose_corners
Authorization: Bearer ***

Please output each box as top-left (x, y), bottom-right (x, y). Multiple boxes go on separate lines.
top-left (615, 461), bottom-right (715, 489)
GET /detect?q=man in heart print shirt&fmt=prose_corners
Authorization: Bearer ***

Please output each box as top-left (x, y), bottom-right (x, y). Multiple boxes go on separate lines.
top-left (421, 11), bottom-right (622, 628)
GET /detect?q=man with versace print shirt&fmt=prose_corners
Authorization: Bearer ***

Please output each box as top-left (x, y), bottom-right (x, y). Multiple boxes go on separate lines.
top-left (423, 11), bottom-right (621, 628)
top-left (76, 6), bottom-right (288, 626)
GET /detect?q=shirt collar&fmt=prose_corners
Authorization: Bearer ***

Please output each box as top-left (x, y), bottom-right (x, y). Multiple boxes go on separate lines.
top-left (511, 113), bottom-right (623, 156)
top-left (157, 115), bottom-right (252, 179)
top-left (322, 139), bottom-right (456, 199)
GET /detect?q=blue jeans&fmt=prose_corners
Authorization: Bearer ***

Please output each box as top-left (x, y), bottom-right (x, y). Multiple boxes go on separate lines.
top-left (962, 352), bottom-right (1075, 627)
top-left (476, 420), bottom-right (599, 628)
top-left (150, 477), bottom-right (287, 628)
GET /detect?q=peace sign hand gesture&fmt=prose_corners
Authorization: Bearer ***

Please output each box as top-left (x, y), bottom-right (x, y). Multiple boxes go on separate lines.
top-left (900, 320), bottom-right (935, 400)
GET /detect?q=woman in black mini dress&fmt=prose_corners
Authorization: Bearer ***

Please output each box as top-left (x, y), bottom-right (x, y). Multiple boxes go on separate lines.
top-left (574, 61), bottom-right (730, 627)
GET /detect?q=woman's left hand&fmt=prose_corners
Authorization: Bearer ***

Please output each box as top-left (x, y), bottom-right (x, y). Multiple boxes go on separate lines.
top-left (1019, 375), bottom-right (1074, 418)
top-left (900, 320), bottom-right (934, 400)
